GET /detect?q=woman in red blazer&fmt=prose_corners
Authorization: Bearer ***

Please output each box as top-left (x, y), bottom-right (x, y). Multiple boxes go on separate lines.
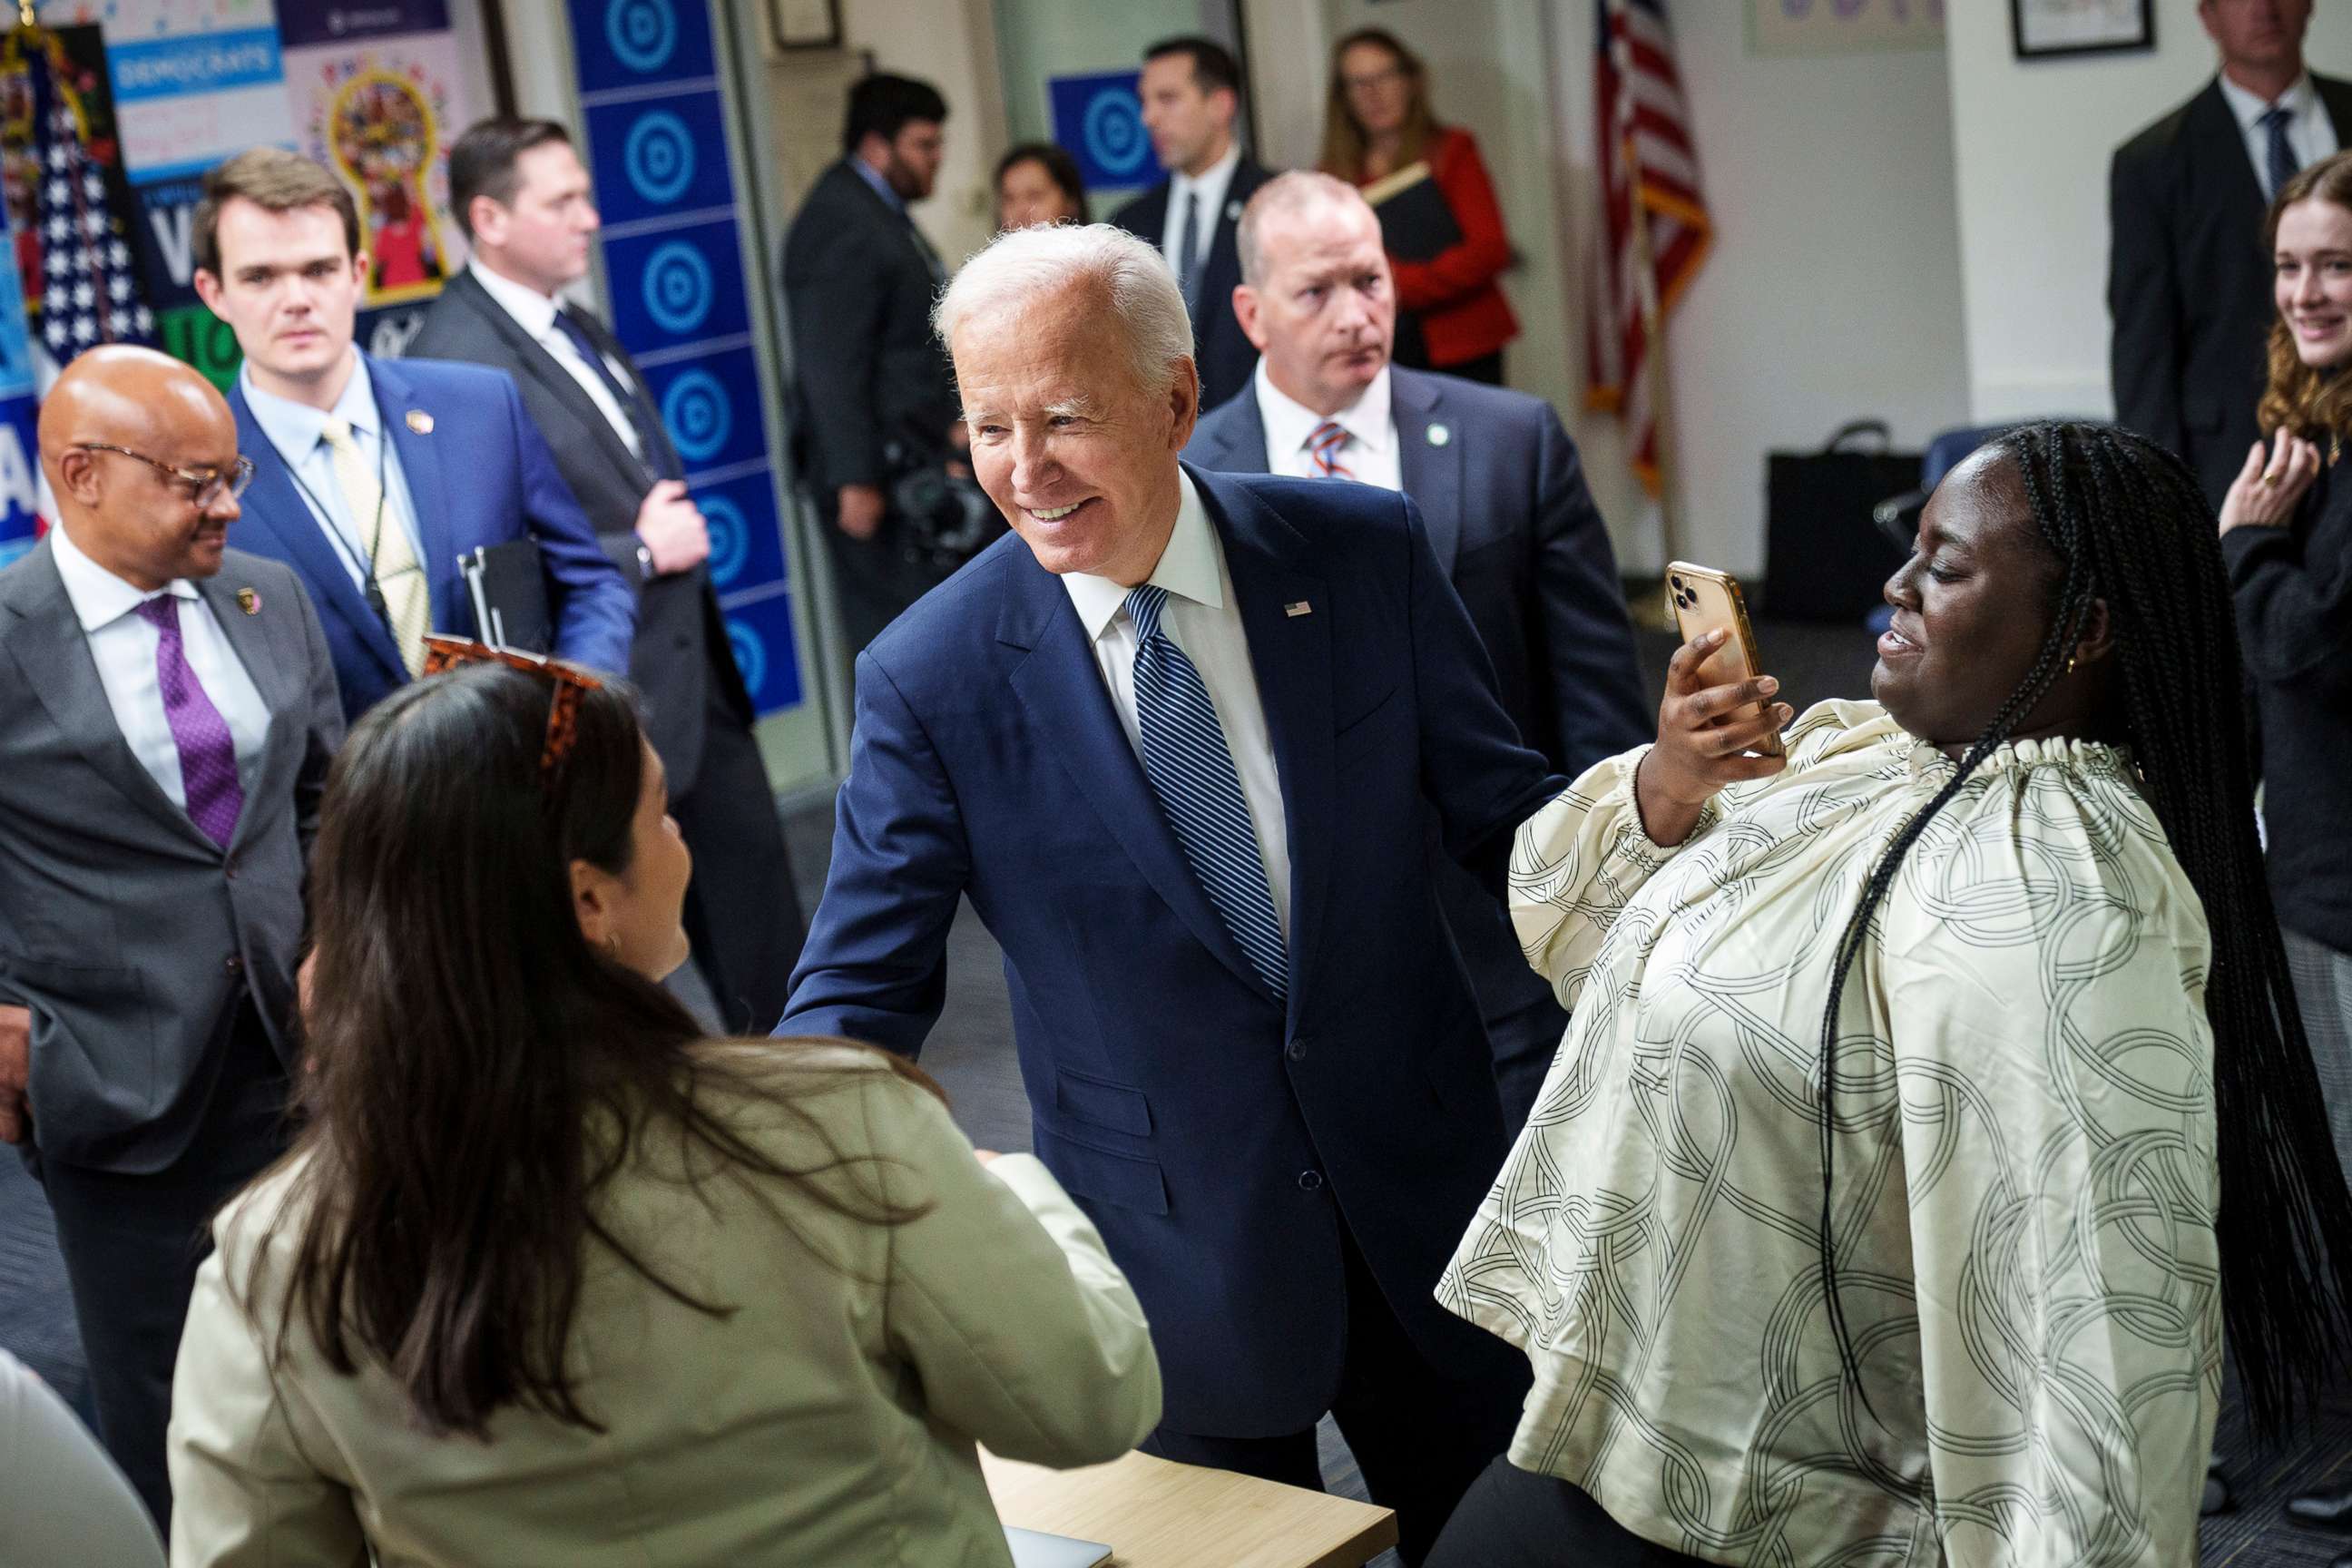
top-left (1321, 28), bottom-right (1519, 384)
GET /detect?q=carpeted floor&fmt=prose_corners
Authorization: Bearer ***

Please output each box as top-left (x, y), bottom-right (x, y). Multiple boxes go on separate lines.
top-left (5, 611), bottom-right (2349, 1562)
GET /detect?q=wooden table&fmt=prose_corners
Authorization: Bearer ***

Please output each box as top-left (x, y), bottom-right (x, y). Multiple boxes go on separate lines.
top-left (983, 1447), bottom-right (1397, 1568)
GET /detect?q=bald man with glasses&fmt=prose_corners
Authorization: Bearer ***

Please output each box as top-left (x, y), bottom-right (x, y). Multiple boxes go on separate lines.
top-left (0, 345), bottom-right (342, 1528)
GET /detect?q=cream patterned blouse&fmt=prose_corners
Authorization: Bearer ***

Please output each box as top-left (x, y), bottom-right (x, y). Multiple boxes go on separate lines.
top-left (1440, 701), bottom-right (2220, 1568)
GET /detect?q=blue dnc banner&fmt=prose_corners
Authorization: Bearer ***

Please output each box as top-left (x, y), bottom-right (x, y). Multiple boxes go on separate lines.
top-left (1048, 71), bottom-right (1153, 194)
top-left (566, 0), bottom-right (803, 715)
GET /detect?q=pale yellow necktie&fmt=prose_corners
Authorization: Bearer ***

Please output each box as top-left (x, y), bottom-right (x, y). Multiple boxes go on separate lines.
top-left (320, 415), bottom-right (428, 676)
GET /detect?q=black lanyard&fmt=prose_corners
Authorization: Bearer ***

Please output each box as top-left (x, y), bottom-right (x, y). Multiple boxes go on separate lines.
top-left (284, 418), bottom-right (401, 632)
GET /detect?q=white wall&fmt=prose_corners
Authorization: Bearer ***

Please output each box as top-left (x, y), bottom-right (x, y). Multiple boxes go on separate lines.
top-left (1309, 2), bottom-right (1972, 578)
top-left (1947, 0), bottom-right (2352, 424)
top-left (1560, 5), bottom-right (1972, 577)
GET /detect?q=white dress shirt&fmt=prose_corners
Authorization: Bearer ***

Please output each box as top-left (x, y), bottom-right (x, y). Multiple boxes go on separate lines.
top-left (50, 521), bottom-right (270, 808)
top-left (1252, 361), bottom-right (1403, 492)
top-left (239, 354), bottom-right (428, 593)
top-left (468, 259), bottom-right (645, 460)
top-left (1060, 470), bottom-right (1291, 943)
top-left (1161, 141), bottom-right (1241, 281)
top-left (2217, 69), bottom-right (2340, 199)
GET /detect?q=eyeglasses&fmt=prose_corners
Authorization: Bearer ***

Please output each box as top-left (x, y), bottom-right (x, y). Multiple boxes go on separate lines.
top-left (1342, 65), bottom-right (1407, 93)
top-left (79, 444), bottom-right (255, 508)
top-left (419, 636), bottom-right (603, 780)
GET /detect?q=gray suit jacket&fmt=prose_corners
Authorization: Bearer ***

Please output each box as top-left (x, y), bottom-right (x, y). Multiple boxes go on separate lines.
top-left (0, 542), bottom-right (342, 1171)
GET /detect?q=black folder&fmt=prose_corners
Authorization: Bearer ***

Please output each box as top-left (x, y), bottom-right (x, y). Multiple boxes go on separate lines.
top-left (1362, 161), bottom-right (1461, 262)
top-left (460, 540), bottom-right (553, 653)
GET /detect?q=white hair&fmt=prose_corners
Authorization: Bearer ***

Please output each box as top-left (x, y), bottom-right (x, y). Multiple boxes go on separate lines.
top-left (933, 221), bottom-right (1194, 396)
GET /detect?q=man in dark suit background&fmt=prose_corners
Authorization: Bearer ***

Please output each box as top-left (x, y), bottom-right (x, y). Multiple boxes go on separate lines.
top-left (1111, 37), bottom-right (1272, 412)
top-left (407, 118), bottom-right (803, 1030)
top-left (1189, 173), bottom-right (1648, 1130)
top-left (0, 347), bottom-right (342, 1524)
top-left (780, 220), bottom-right (1558, 1564)
top-left (782, 74), bottom-right (965, 662)
top-left (2110, 0), bottom-right (2352, 509)
top-left (192, 149), bottom-right (634, 720)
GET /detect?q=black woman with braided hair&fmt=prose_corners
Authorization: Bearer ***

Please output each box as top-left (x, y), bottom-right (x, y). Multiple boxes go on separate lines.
top-left (2212, 147), bottom-right (2352, 1544)
top-left (1426, 422), bottom-right (2352, 1568)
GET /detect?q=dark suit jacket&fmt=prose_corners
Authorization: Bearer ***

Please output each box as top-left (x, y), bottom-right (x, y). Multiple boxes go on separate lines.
top-left (781, 160), bottom-right (958, 495)
top-left (1111, 157), bottom-right (1274, 411)
top-left (779, 465), bottom-right (1563, 1436)
top-left (0, 544), bottom-right (342, 1171)
top-left (1185, 368), bottom-right (1650, 1036)
top-left (405, 270), bottom-right (750, 792)
top-left (2110, 74), bottom-right (2352, 509)
top-left (227, 353), bottom-right (636, 722)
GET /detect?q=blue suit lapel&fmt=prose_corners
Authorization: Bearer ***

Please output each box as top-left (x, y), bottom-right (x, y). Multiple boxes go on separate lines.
top-left (1392, 369), bottom-right (1463, 574)
top-left (998, 544), bottom-right (1273, 1004)
top-left (230, 387), bottom-right (407, 688)
top-left (366, 355), bottom-right (458, 628)
top-left (1192, 467), bottom-right (1332, 1022)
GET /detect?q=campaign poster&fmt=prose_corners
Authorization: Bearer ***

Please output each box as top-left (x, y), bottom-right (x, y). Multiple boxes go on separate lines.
top-left (282, 28), bottom-right (472, 310)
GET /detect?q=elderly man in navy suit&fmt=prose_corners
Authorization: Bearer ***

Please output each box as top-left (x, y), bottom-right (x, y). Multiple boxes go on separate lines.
top-left (779, 221), bottom-right (1561, 1564)
top-left (1188, 172), bottom-right (1648, 1132)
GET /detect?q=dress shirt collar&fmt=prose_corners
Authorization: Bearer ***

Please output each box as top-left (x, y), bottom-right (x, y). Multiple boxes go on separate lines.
top-left (1062, 468), bottom-right (1224, 641)
top-left (2218, 68), bottom-right (2318, 133)
top-left (240, 350), bottom-right (380, 473)
top-left (1170, 141), bottom-right (1242, 220)
top-left (468, 257), bottom-right (561, 339)
top-left (850, 154), bottom-right (906, 214)
top-left (49, 518), bottom-right (196, 633)
top-left (1253, 360), bottom-right (1393, 469)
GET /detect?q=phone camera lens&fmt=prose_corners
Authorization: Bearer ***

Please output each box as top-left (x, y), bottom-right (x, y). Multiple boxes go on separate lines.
top-left (1670, 575), bottom-right (1685, 592)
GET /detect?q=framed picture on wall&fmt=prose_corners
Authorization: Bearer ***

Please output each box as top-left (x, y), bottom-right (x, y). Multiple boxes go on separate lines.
top-left (769, 0), bottom-right (843, 51)
top-left (2010, 0), bottom-right (2154, 61)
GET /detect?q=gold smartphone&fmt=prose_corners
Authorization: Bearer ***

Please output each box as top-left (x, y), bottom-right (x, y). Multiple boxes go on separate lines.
top-left (1664, 562), bottom-right (1783, 759)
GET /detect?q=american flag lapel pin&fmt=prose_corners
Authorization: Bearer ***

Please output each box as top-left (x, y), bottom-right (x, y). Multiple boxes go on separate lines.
top-left (1284, 600), bottom-right (1312, 617)
top-left (235, 587), bottom-right (260, 615)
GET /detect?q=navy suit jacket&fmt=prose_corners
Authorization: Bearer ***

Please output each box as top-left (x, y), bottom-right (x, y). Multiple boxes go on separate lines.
top-left (227, 353), bottom-right (635, 720)
top-left (1186, 368), bottom-right (1648, 1039)
top-left (780, 465), bottom-right (1563, 1436)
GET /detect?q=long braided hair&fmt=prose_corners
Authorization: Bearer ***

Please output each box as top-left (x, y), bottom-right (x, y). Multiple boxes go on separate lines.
top-left (1815, 421), bottom-right (2352, 1437)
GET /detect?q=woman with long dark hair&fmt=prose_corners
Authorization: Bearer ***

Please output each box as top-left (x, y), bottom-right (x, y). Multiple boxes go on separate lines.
top-left (1318, 28), bottom-right (1518, 383)
top-left (1428, 425), bottom-right (2352, 1565)
top-left (167, 648), bottom-right (1160, 1565)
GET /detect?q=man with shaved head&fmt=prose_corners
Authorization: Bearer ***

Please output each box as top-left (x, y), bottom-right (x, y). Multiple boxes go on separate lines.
top-left (0, 344), bottom-right (342, 1525)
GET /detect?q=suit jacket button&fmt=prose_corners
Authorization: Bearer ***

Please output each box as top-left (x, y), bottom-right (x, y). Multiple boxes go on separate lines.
top-left (1285, 1037), bottom-right (1308, 1062)
top-left (223, 955), bottom-right (242, 975)
top-left (1297, 1170), bottom-right (1324, 1192)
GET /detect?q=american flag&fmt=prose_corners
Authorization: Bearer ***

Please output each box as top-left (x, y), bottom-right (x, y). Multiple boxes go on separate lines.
top-left (26, 32), bottom-right (152, 358)
top-left (1588, 0), bottom-right (1709, 496)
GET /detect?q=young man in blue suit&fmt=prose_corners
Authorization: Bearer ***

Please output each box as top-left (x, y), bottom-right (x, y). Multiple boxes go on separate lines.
top-left (779, 222), bottom-right (1563, 1565)
top-left (191, 149), bottom-right (632, 718)
top-left (1189, 173), bottom-right (1651, 1132)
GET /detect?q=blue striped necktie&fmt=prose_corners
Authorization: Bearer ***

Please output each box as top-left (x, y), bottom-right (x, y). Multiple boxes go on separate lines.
top-left (2262, 104), bottom-right (2299, 200)
top-left (1125, 583), bottom-right (1288, 1002)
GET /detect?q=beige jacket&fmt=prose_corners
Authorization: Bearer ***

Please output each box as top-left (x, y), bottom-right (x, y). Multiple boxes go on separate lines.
top-left (168, 1047), bottom-right (1161, 1566)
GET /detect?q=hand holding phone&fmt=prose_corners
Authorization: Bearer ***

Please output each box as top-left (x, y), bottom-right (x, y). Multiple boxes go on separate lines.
top-left (1636, 564), bottom-right (1793, 846)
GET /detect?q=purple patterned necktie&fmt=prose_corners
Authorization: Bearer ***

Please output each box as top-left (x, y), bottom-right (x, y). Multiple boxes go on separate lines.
top-left (133, 594), bottom-right (243, 848)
